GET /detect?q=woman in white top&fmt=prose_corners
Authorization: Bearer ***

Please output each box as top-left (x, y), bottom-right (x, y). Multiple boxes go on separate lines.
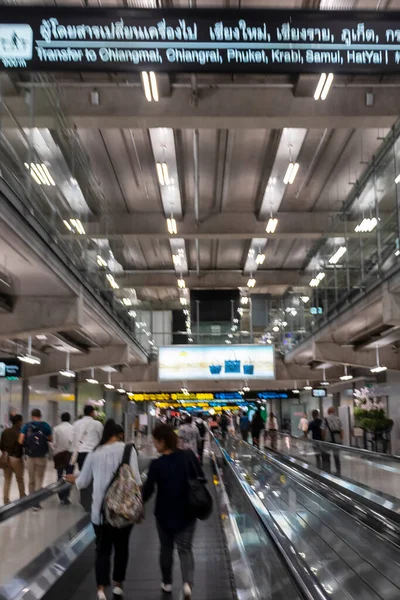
top-left (66, 420), bottom-right (141, 600)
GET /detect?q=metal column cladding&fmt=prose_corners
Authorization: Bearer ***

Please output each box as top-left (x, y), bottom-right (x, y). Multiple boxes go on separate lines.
top-left (0, 8), bottom-right (399, 73)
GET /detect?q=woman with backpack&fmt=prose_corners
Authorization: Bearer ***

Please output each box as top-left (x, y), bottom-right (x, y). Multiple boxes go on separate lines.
top-left (65, 420), bottom-right (141, 600)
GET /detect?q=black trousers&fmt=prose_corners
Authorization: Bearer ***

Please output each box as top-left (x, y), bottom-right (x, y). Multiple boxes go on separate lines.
top-left (77, 453), bottom-right (93, 511)
top-left (57, 464), bottom-right (74, 501)
top-left (93, 523), bottom-right (133, 587)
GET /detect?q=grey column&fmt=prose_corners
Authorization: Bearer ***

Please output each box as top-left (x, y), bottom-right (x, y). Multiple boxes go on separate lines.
top-left (22, 378), bottom-right (30, 421)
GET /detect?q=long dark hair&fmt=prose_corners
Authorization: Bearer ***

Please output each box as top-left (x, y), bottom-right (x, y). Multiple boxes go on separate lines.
top-left (97, 419), bottom-right (122, 448)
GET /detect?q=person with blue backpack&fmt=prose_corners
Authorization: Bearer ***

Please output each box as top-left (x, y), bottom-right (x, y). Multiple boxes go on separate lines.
top-left (19, 408), bottom-right (52, 511)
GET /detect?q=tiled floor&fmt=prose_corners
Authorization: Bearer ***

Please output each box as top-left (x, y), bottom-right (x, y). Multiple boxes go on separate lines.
top-left (68, 462), bottom-right (234, 600)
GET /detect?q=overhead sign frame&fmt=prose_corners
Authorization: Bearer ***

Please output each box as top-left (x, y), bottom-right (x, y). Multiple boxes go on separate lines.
top-left (0, 8), bottom-right (399, 73)
top-left (158, 344), bottom-right (275, 381)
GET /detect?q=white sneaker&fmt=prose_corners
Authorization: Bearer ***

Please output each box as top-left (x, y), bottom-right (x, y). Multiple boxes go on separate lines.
top-left (161, 583), bottom-right (172, 593)
top-left (112, 587), bottom-right (124, 599)
top-left (182, 583), bottom-right (192, 599)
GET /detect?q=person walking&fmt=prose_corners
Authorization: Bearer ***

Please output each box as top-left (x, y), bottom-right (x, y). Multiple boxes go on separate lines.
top-left (325, 407), bottom-right (343, 476)
top-left (143, 424), bottom-right (205, 600)
top-left (239, 411), bottom-right (250, 442)
top-left (195, 415), bottom-right (207, 465)
top-left (267, 413), bottom-right (279, 450)
top-left (73, 405), bottom-right (104, 470)
top-left (73, 405), bottom-right (103, 511)
top-left (298, 413), bottom-right (308, 438)
top-left (219, 412), bottom-right (230, 440)
top-left (66, 420), bottom-right (141, 600)
top-left (251, 408), bottom-right (265, 448)
top-left (0, 414), bottom-right (25, 505)
top-left (19, 409), bottom-right (52, 511)
top-left (178, 416), bottom-right (201, 458)
top-left (53, 412), bottom-right (74, 505)
top-left (307, 409), bottom-right (330, 471)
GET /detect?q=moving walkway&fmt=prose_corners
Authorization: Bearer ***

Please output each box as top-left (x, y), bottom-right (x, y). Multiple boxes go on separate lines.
top-left (1, 437), bottom-right (400, 600)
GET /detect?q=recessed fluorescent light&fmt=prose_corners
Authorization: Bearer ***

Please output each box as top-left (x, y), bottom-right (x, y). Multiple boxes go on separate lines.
top-left (86, 378), bottom-right (99, 384)
top-left (25, 162), bottom-right (56, 186)
top-left (247, 278), bottom-right (256, 288)
top-left (97, 255), bottom-right (107, 268)
top-left (104, 383), bottom-right (115, 390)
top-left (177, 278), bottom-right (186, 289)
top-left (266, 218), bottom-right (278, 233)
top-left (36, 334), bottom-right (47, 341)
top-left (157, 162), bottom-right (169, 186)
top-left (329, 246), bottom-right (347, 264)
top-left (117, 387), bottom-right (126, 393)
top-left (180, 297), bottom-right (188, 305)
top-left (283, 162), bottom-right (299, 185)
top-left (106, 273), bottom-right (119, 290)
top-left (316, 272), bottom-right (325, 281)
top-left (149, 71), bottom-right (159, 102)
top-left (300, 296), bottom-right (310, 303)
top-left (355, 217), bottom-right (378, 233)
top-left (167, 218), bottom-right (177, 235)
top-left (128, 310), bottom-right (137, 318)
top-left (314, 73), bottom-right (334, 101)
top-left (122, 297), bottom-right (132, 306)
top-left (340, 365), bottom-right (353, 381)
top-left (395, 173), bottom-right (400, 184)
top-left (63, 220), bottom-right (72, 232)
top-left (141, 71), bottom-right (157, 102)
top-left (256, 253), bottom-right (265, 265)
top-left (241, 296), bottom-right (249, 305)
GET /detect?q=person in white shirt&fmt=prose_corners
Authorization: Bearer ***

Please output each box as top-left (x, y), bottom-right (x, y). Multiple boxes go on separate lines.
top-left (298, 413), bottom-right (308, 438)
top-left (66, 420), bottom-right (141, 600)
top-left (53, 412), bottom-right (74, 505)
top-left (267, 413), bottom-right (279, 450)
top-left (73, 405), bottom-right (104, 471)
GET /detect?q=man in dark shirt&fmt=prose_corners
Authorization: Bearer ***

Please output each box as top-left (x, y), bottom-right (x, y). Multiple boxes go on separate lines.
top-left (307, 409), bottom-right (330, 471)
top-left (0, 414), bottom-right (25, 504)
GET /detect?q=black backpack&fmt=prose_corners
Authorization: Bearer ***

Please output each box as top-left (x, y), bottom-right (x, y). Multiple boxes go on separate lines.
top-left (25, 423), bottom-right (48, 458)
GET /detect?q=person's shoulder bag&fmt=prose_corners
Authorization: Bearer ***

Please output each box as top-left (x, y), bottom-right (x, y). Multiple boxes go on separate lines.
top-left (184, 450), bottom-right (213, 521)
top-left (103, 444), bottom-right (144, 528)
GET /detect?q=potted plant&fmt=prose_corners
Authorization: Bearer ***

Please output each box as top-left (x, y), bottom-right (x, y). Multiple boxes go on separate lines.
top-left (353, 387), bottom-right (393, 452)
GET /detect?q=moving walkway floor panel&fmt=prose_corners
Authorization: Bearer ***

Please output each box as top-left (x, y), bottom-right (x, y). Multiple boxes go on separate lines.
top-left (66, 463), bottom-right (234, 600)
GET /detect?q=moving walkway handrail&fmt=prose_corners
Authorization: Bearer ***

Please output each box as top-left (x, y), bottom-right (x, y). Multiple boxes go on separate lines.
top-left (213, 435), bottom-right (330, 600)
top-left (250, 437), bottom-right (400, 545)
top-left (0, 480), bottom-right (69, 523)
top-left (276, 431), bottom-right (400, 462)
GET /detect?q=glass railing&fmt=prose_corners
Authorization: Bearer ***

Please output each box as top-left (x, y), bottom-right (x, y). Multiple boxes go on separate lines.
top-left (216, 434), bottom-right (400, 600)
top-left (265, 432), bottom-right (400, 502)
top-left (0, 75), bottom-right (147, 354)
top-left (283, 122), bottom-right (400, 351)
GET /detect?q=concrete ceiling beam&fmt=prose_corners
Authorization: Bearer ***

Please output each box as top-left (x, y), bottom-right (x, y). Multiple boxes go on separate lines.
top-left (115, 269), bottom-right (309, 289)
top-left (24, 343), bottom-right (133, 377)
top-left (0, 296), bottom-right (83, 340)
top-left (76, 358), bottom-right (343, 389)
top-left (2, 86), bottom-right (398, 129)
top-left (74, 211), bottom-right (368, 241)
top-left (312, 341), bottom-right (400, 370)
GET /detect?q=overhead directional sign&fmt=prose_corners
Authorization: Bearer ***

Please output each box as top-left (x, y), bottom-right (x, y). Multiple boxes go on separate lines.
top-left (0, 8), bottom-right (399, 73)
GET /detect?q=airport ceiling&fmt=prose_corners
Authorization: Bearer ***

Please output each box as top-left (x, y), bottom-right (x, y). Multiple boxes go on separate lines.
top-left (2, 0), bottom-right (400, 311)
